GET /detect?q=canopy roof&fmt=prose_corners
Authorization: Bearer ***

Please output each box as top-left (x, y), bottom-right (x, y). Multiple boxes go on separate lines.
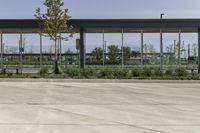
top-left (0, 19), bottom-right (200, 33)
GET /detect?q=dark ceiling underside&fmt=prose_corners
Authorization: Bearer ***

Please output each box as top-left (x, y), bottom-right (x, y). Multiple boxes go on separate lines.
top-left (0, 19), bottom-right (200, 33)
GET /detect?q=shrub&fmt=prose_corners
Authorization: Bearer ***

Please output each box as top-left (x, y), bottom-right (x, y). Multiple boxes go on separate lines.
top-left (132, 68), bottom-right (140, 77)
top-left (191, 73), bottom-right (200, 80)
top-left (113, 68), bottom-right (129, 78)
top-left (100, 68), bottom-right (129, 78)
top-left (39, 67), bottom-right (49, 75)
top-left (175, 67), bottom-right (187, 76)
top-left (65, 67), bottom-right (81, 77)
top-left (165, 69), bottom-right (173, 76)
top-left (82, 68), bottom-right (97, 77)
top-left (141, 67), bottom-right (153, 77)
top-left (154, 68), bottom-right (163, 76)
top-left (100, 68), bottom-right (115, 78)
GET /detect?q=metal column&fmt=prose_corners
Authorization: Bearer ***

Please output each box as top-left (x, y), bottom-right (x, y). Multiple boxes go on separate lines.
top-left (80, 28), bottom-right (85, 69)
top-left (0, 33), bottom-right (3, 71)
top-left (121, 28), bottom-right (124, 67)
top-left (141, 30), bottom-right (144, 66)
top-left (20, 33), bottom-right (23, 74)
top-left (178, 30), bottom-right (181, 67)
top-left (160, 29), bottom-right (163, 69)
top-left (102, 29), bottom-right (105, 66)
top-left (198, 28), bottom-right (200, 73)
top-left (59, 35), bottom-right (62, 65)
top-left (188, 44), bottom-right (190, 59)
top-left (40, 33), bottom-right (42, 68)
top-left (173, 40), bottom-right (176, 64)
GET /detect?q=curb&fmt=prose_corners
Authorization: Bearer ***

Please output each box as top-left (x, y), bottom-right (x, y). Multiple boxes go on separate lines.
top-left (0, 78), bottom-right (200, 83)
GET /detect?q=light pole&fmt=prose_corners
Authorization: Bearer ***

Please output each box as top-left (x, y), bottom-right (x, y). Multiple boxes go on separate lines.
top-left (160, 13), bottom-right (164, 20)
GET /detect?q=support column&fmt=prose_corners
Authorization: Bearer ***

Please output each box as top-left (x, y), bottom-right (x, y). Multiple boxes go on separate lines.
top-left (80, 28), bottom-right (85, 68)
top-left (104, 41), bottom-right (107, 63)
top-left (121, 28), bottom-right (124, 67)
top-left (198, 28), bottom-right (200, 73)
top-left (102, 29), bottom-right (105, 66)
top-left (178, 30), bottom-right (181, 67)
top-left (160, 29), bottom-right (163, 69)
top-left (59, 35), bottom-right (62, 65)
top-left (141, 30), bottom-right (144, 66)
top-left (1, 33), bottom-right (3, 71)
top-left (20, 33), bottom-right (23, 74)
top-left (40, 33), bottom-right (42, 68)
top-left (174, 40), bottom-right (176, 64)
top-left (188, 44), bottom-right (190, 59)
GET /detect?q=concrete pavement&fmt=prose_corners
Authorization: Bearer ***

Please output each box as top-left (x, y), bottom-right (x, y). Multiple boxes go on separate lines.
top-left (0, 81), bottom-right (200, 133)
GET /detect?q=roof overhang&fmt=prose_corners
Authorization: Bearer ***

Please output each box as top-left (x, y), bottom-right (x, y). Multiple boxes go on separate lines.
top-left (0, 19), bottom-right (200, 33)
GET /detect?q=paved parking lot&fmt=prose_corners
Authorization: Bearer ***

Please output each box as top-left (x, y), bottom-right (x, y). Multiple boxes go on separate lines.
top-left (0, 81), bottom-right (200, 133)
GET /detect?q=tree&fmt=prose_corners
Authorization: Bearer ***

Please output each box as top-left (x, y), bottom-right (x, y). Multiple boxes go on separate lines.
top-left (29, 45), bottom-right (34, 54)
top-left (122, 46), bottom-right (132, 64)
top-left (91, 47), bottom-right (103, 65)
top-left (107, 45), bottom-right (120, 64)
top-left (192, 43), bottom-right (198, 63)
top-left (143, 43), bottom-right (149, 60)
top-left (192, 43), bottom-right (198, 57)
top-left (166, 44), bottom-right (175, 64)
top-left (10, 47), bottom-right (18, 54)
top-left (143, 43), bottom-right (156, 53)
top-left (65, 48), bottom-right (73, 65)
top-left (22, 36), bottom-right (27, 53)
top-left (35, 0), bottom-right (72, 74)
top-left (143, 43), bottom-right (157, 64)
top-left (65, 48), bottom-right (73, 54)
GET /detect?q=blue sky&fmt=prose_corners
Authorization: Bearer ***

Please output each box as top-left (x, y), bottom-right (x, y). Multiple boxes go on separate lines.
top-left (1, 0), bottom-right (200, 19)
top-left (0, 0), bottom-right (199, 53)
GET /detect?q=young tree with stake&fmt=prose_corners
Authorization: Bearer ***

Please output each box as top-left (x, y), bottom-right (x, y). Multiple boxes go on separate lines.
top-left (35, 0), bottom-right (73, 74)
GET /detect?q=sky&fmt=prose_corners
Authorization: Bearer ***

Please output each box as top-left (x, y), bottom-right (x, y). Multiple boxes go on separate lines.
top-left (1, 0), bottom-right (200, 19)
top-left (0, 0), bottom-right (200, 53)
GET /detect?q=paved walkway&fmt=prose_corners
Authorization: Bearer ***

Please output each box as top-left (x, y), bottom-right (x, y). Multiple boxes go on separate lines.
top-left (0, 81), bottom-right (200, 133)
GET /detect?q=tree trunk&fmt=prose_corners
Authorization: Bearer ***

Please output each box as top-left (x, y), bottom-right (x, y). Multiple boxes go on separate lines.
top-left (55, 39), bottom-right (57, 61)
top-left (54, 39), bottom-right (59, 74)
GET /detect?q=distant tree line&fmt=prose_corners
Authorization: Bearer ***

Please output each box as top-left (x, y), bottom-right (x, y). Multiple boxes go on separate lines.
top-left (86, 45), bottom-right (140, 65)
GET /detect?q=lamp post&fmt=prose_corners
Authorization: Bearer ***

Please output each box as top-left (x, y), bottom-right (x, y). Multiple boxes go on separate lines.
top-left (160, 13), bottom-right (164, 20)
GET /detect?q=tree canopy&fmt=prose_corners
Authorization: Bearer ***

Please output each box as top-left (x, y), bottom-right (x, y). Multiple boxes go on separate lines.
top-left (35, 0), bottom-right (72, 41)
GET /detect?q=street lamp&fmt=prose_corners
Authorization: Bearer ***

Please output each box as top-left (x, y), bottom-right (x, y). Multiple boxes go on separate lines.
top-left (160, 13), bottom-right (164, 19)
